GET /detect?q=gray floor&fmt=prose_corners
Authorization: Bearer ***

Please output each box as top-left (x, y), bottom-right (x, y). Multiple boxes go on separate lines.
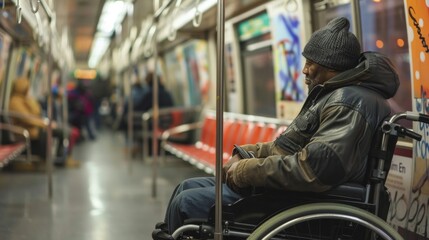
top-left (0, 129), bottom-right (210, 240)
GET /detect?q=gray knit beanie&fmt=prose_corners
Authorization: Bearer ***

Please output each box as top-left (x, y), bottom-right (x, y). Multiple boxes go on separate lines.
top-left (302, 17), bottom-right (361, 71)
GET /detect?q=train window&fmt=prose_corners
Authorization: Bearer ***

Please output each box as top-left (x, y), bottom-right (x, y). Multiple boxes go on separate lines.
top-left (240, 32), bottom-right (276, 118)
top-left (359, 0), bottom-right (412, 115)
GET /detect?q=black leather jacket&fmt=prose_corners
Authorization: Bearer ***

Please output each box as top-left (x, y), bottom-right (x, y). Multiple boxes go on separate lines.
top-left (233, 52), bottom-right (400, 192)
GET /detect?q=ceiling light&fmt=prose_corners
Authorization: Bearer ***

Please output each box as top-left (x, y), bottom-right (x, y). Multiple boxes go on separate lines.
top-left (88, 0), bottom-right (132, 68)
top-left (97, 1), bottom-right (127, 36)
top-left (88, 35), bottom-right (110, 68)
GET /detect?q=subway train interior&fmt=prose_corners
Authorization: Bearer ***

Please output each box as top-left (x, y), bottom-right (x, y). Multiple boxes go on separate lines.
top-left (0, 0), bottom-right (428, 239)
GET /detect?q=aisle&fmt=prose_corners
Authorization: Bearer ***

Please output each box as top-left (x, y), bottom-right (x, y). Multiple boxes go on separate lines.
top-left (0, 129), bottom-right (210, 240)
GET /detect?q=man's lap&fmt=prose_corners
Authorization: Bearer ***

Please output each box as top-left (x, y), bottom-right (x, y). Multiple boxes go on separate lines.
top-left (176, 177), bottom-right (243, 217)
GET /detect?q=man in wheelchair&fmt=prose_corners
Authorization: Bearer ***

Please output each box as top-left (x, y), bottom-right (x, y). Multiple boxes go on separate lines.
top-left (153, 17), bottom-right (400, 239)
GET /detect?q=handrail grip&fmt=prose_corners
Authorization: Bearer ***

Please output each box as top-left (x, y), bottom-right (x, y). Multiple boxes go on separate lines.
top-left (30, 0), bottom-right (41, 13)
top-left (192, 0), bottom-right (202, 27)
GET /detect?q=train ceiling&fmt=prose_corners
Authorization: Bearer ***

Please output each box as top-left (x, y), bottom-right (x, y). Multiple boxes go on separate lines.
top-left (0, 0), bottom-right (267, 70)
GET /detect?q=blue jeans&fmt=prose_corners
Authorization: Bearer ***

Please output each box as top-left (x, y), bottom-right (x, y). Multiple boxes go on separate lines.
top-left (164, 177), bottom-right (243, 233)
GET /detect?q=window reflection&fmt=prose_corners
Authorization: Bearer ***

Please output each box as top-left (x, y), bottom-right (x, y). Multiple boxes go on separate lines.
top-left (360, 0), bottom-right (412, 114)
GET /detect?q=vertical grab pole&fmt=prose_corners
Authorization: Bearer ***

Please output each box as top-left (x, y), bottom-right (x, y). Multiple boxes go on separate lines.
top-left (35, 0), bottom-right (54, 200)
top-left (215, 0), bottom-right (225, 239)
top-left (350, 0), bottom-right (363, 45)
top-left (127, 2), bottom-right (134, 175)
top-left (151, 0), bottom-right (174, 199)
top-left (46, 16), bottom-right (53, 199)
top-left (151, 25), bottom-right (159, 198)
top-left (127, 68), bottom-right (133, 172)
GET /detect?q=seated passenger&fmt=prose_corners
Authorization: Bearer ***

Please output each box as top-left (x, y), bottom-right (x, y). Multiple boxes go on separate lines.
top-left (120, 71), bottom-right (175, 131)
top-left (120, 72), bottom-right (174, 155)
top-left (8, 77), bottom-right (68, 166)
top-left (138, 71), bottom-right (175, 130)
top-left (137, 71), bottom-right (174, 113)
top-left (153, 17), bottom-right (400, 237)
top-left (118, 75), bottom-right (147, 133)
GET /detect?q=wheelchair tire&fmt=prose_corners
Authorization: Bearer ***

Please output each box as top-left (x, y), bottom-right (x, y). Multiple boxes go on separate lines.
top-left (248, 202), bottom-right (403, 240)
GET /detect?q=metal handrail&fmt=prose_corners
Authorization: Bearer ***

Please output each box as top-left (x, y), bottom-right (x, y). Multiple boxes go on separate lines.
top-left (0, 123), bottom-right (32, 161)
top-left (0, 110), bottom-right (50, 126)
top-left (167, 0), bottom-right (183, 41)
top-left (141, 106), bottom-right (202, 162)
top-left (16, 0), bottom-right (22, 23)
top-left (192, 0), bottom-right (202, 27)
top-left (30, 0), bottom-right (40, 13)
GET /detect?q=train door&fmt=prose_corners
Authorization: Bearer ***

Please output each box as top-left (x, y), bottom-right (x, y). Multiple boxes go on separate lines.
top-left (238, 12), bottom-right (276, 118)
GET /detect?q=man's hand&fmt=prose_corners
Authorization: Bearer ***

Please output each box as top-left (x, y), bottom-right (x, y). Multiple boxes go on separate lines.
top-left (222, 154), bottom-right (241, 183)
top-left (225, 161), bottom-right (239, 186)
top-left (225, 161), bottom-right (240, 193)
top-left (225, 161), bottom-right (252, 196)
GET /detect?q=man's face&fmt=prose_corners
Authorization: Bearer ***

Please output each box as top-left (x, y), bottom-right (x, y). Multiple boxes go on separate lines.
top-left (302, 59), bottom-right (332, 93)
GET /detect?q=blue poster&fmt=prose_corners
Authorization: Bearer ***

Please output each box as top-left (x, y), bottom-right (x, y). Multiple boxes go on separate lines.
top-left (183, 42), bottom-right (202, 106)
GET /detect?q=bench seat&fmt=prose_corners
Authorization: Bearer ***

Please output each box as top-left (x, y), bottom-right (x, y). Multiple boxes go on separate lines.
top-left (161, 110), bottom-right (291, 175)
top-left (0, 143), bottom-right (27, 167)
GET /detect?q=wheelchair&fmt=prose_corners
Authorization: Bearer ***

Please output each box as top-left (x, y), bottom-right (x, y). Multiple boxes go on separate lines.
top-left (158, 111), bottom-right (429, 240)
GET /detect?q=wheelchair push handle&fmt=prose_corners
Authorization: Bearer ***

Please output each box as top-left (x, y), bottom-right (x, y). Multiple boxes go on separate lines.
top-left (399, 127), bottom-right (422, 141)
top-left (405, 111), bottom-right (429, 124)
top-left (383, 111), bottom-right (429, 142)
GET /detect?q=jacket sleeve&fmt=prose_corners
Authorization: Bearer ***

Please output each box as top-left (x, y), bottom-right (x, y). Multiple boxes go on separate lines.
top-left (232, 105), bottom-right (372, 192)
top-left (238, 141), bottom-right (277, 158)
top-left (9, 98), bottom-right (47, 129)
top-left (26, 98), bottom-right (42, 116)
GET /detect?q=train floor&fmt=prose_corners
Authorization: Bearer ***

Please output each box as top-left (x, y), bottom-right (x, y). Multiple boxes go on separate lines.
top-left (0, 128), bottom-right (211, 240)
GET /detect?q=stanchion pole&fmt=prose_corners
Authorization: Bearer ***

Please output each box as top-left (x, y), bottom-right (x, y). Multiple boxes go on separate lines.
top-left (151, 26), bottom-right (159, 198)
top-left (46, 17), bottom-right (53, 199)
top-left (151, 0), bottom-right (174, 198)
top-left (214, 0), bottom-right (225, 239)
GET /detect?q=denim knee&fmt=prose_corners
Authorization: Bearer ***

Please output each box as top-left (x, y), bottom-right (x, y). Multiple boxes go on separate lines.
top-left (167, 191), bottom-right (195, 233)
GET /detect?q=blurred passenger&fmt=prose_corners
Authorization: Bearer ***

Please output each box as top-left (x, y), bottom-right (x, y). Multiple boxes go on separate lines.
top-left (90, 76), bottom-right (112, 130)
top-left (120, 72), bottom-right (174, 149)
top-left (153, 17), bottom-right (400, 237)
top-left (8, 77), bottom-right (68, 165)
top-left (119, 76), bottom-right (147, 132)
top-left (140, 72), bottom-right (175, 156)
top-left (50, 86), bottom-right (80, 167)
top-left (137, 71), bottom-right (174, 113)
top-left (68, 81), bottom-right (97, 140)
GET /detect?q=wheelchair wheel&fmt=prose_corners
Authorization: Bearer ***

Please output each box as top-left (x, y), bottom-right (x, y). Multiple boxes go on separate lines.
top-left (248, 203), bottom-right (403, 240)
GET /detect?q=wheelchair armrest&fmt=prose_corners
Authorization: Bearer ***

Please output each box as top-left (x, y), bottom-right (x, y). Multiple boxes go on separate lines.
top-left (323, 182), bottom-right (367, 202)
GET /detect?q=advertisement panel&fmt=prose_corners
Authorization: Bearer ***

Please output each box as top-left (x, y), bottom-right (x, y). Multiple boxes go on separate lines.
top-left (388, 0), bottom-right (429, 238)
top-left (267, 0), bottom-right (307, 120)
